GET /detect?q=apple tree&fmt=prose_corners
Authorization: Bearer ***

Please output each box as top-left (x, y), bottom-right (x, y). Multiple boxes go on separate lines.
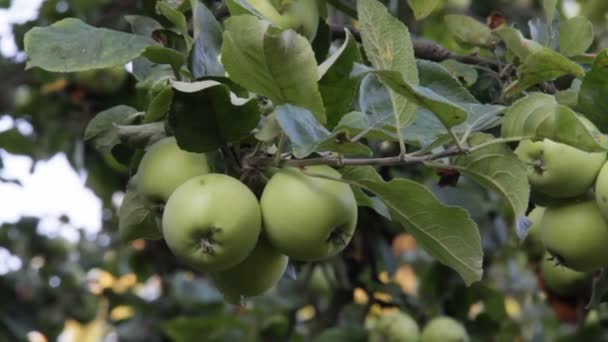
top-left (3, 0), bottom-right (608, 340)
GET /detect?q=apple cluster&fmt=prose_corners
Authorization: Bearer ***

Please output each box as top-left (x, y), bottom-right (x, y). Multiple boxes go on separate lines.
top-left (517, 138), bottom-right (608, 296)
top-left (366, 312), bottom-right (470, 342)
top-left (129, 137), bottom-right (358, 301)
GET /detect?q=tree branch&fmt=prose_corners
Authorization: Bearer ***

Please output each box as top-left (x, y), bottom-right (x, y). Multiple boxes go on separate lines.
top-left (246, 136), bottom-right (531, 170)
top-left (248, 146), bottom-right (464, 168)
top-left (329, 25), bottom-right (500, 68)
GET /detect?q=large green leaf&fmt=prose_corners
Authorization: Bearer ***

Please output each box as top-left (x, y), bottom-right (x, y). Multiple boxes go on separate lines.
top-left (169, 81), bottom-right (261, 153)
top-left (342, 166), bottom-right (483, 285)
top-left (453, 134), bottom-right (530, 231)
top-left (190, 0), bottom-right (225, 78)
top-left (275, 104), bottom-right (371, 158)
top-left (119, 176), bottom-right (163, 242)
top-left (357, 0), bottom-right (419, 129)
top-left (406, 60), bottom-right (504, 146)
top-left (374, 70), bottom-right (468, 128)
top-left (407, 0), bottom-right (440, 20)
top-left (579, 49), bottom-right (608, 131)
top-left (318, 30), bottom-right (363, 128)
top-left (354, 61), bottom-right (502, 146)
top-left (156, 1), bottom-right (193, 50)
top-left (505, 48), bottom-right (585, 97)
top-left (125, 15), bottom-right (175, 82)
top-left (559, 16), bottom-right (594, 57)
top-left (24, 18), bottom-right (153, 72)
top-left (502, 93), bottom-right (608, 152)
top-left (222, 15), bottom-right (326, 122)
top-left (494, 26), bottom-right (544, 61)
top-left (444, 14), bottom-right (496, 47)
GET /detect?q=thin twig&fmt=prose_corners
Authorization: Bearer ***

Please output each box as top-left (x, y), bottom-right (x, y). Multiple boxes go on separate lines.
top-left (250, 146), bottom-right (464, 168)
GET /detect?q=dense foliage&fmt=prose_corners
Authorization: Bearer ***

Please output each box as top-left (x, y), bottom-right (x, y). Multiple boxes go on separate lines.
top-left (4, 0), bottom-right (608, 340)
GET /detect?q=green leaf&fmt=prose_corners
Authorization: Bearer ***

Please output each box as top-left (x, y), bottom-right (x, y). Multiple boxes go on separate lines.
top-left (156, 1), bottom-right (193, 50)
top-left (190, 0), bottom-right (225, 78)
top-left (354, 62), bottom-right (502, 146)
top-left (374, 70), bottom-right (468, 128)
top-left (559, 16), bottom-right (594, 57)
top-left (119, 176), bottom-right (163, 242)
top-left (318, 30), bottom-right (363, 128)
top-left (452, 133), bottom-right (530, 232)
top-left (405, 60), bottom-right (504, 146)
top-left (407, 0), bottom-right (440, 20)
top-left (125, 15), bottom-right (175, 82)
top-left (440, 60), bottom-right (478, 87)
top-left (579, 49), bottom-right (608, 131)
top-left (505, 47), bottom-right (586, 97)
top-left (84, 105), bottom-right (140, 154)
top-left (342, 166), bottom-right (483, 285)
top-left (162, 315), bottom-right (255, 342)
top-left (222, 15), bottom-right (326, 122)
top-left (275, 104), bottom-right (371, 158)
top-left (315, 327), bottom-right (368, 342)
top-left (339, 167), bottom-right (391, 220)
top-left (142, 45), bottom-right (186, 76)
top-left (494, 26), bottom-right (544, 61)
top-left (169, 81), bottom-right (261, 152)
top-left (24, 18), bottom-right (153, 72)
top-left (125, 15), bottom-right (163, 37)
top-left (145, 85), bottom-right (174, 122)
top-left (502, 93), bottom-right (608, 152)
top-left (116, 122), bottom-right (167, 149)
top-left (543, 0), bottom-right (558, 23)
top-left (444, 14), bottom-right (496, 47)
top-left (357, 0), bottom-right (419, 128)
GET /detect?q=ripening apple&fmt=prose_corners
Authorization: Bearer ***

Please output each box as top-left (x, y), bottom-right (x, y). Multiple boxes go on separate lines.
top-left (74, 66), bottom-right (127, 94)
top-left (367, 311), bottom-right (420, 342)
top-left (162, 174), bottom-right (262, 272)
top-left (136, 137), bottom-right (211, 204)
top-left (211, 237), bottom-right (288, 301)
top-left (260, 165), bottom-right (358, 261)
top-left (420, 317), bottom-right (470, 342)
top-left (515, 139), bottom-right (606, 199)
top-left (522, 206), bottom-right (545, 261)
top-left (594, 161), bottom-right (608, 219)
top-left (540, 253), bottom-right (591, 297)
top-left (541, 198), bottom-right (608, 272)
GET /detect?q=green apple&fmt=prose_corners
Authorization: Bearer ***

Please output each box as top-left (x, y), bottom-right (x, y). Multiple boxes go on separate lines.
top-left (137, 137), bottom-right (211, 204)
top-left (211, 237), bottom-right (288, 300)
top-left (522, 207), bottom-right (545, 261)
top-left (515, 139), bottom-right (606, 199)
top-left (227, 0), bottom-right (319, 40)
top-left (541, 198), bottom-right (608, 272)
top-left (594, 161), bottom-right (608, 219)
top-left (420, 317), bottom-right (470, 342)
top-left (162, 174), bottom-right (262, 272)
top-left (541, 252), bottom-right (591, 297)
top-left (260, 165), bottom-right (358, 261)
top-left (367, 311), bottom-right (420, 342)
top-left (74, 66), bottom-right (127, 94)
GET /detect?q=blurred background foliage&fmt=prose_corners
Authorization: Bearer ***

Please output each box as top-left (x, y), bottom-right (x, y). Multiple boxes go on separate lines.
top-left (2, 0), bottom-right (608, 341)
